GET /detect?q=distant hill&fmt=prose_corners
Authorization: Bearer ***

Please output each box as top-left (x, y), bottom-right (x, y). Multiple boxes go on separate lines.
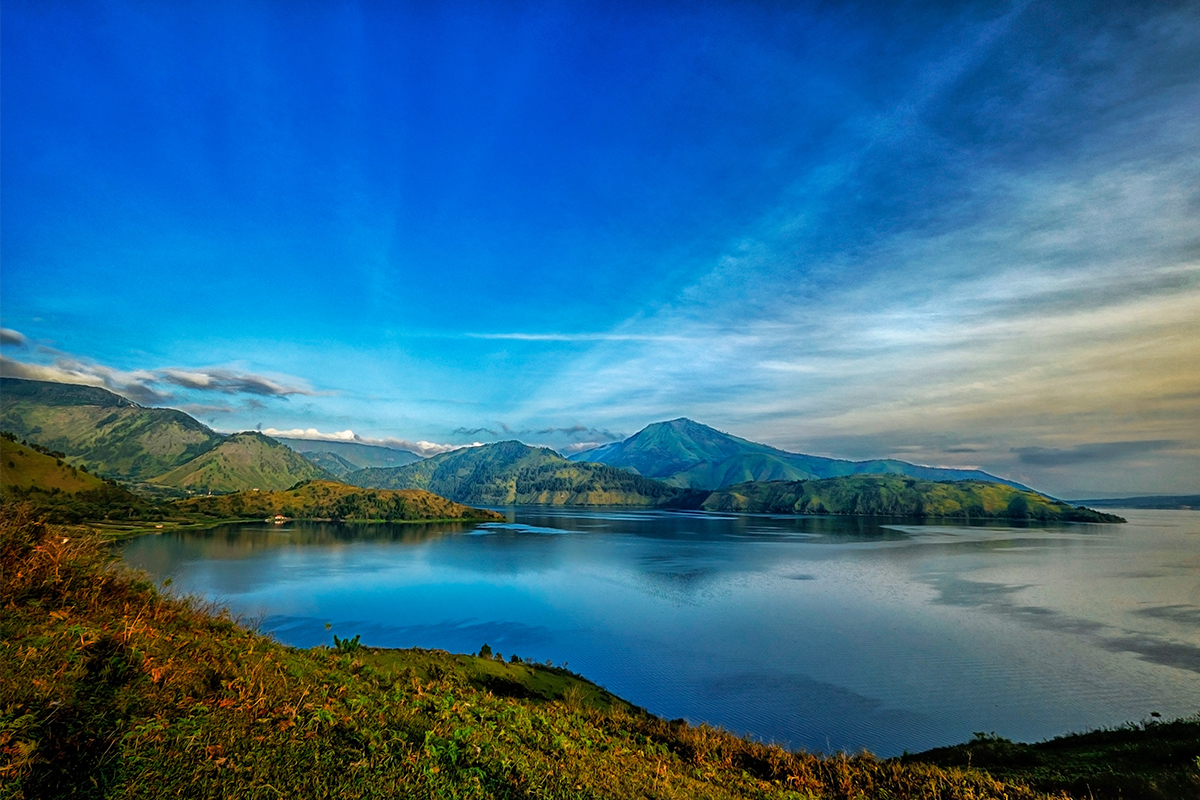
top-left (570, 418), bottom-right (1026, 490)
top-left (349, 440), bottom-right (684, 506)
top-left (299, 450), bottom-right (360, 479)
top-left (0, 377), bottom-right (223, 480)
top-left (150, 431), bottom-right (331, 494)
top-left (1074, 495), bottom-right (1200, 510)
top-left (174, 479), bottom-right (503, 522)
top-left (274, 437), bottom-right (423, 470)
top-left (665, 474), bottom-right (1123, 522)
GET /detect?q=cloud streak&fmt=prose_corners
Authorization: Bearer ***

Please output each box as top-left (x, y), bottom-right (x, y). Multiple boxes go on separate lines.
top-left (0, 328), bottom-right (28, 347)
top-left (1, 352), bottom-right (316, 406)
top-left (261, 426), bottom-right (471, 457)
top-left (1012, 441), bottom-right (1180, 467)
top-left (159, 368), bottom-right (312, 396)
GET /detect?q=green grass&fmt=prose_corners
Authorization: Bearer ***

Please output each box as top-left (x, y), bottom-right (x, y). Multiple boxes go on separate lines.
top-left (1, 438), bottom-right (109, 494)
top-left (903, 722), bottom-right (1200, 800)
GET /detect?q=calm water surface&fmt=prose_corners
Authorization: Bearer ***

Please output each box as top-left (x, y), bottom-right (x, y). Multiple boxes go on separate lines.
top-left (120, 508), bottom-right (1200, 756)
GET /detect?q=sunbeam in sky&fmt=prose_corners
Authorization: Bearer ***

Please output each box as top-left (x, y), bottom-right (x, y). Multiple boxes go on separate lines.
top-left (3, 0), bottom-right (1197, 498)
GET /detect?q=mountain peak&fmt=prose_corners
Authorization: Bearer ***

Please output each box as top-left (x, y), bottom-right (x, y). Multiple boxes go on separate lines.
top-left (572, 417), bottom-right (1022, 491)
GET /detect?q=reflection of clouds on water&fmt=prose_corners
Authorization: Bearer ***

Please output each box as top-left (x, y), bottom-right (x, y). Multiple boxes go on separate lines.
top-left (927, 574), bottom-right (1200, 674)
top-left (1135, 604), bottom-right (1200, 628)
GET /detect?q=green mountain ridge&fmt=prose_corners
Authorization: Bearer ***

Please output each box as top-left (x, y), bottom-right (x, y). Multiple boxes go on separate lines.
top-left (151, 431), bottom-right (332, 494)
top-left (299, 449), bottom-right (360, 479)
top-left (348, 440), bottom-right (682, 506)
top-left (1, 377), bottom-right (224, 480)
top-left (571, 418), bottom-right (1028, 490)
top-left (1073, 494), bottom-right (1199, 509)
top-left (666, 475), bottom-right (1122, 522)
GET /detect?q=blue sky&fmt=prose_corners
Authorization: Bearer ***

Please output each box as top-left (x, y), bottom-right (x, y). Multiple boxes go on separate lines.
top-left (2, 0), bottom-right (1198, 497)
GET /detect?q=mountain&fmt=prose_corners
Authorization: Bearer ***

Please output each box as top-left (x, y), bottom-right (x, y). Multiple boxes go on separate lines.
top-left (299, 450), bottom-right (360, 479)
top-left (348, 440), bottom-right (684, 506)
top-left (274, 437), bottom-right (423, 470)
top-left (0, 377), bottom-right (223, 480)
top-left (1073, 495), bottom-right (1200, 510)
top-left (570, 418), bottom-right (1025, 490)
top-left (150, 431), bottom-right (331, 494)
top-left (174, 479), bottom-right (503, 522)
top-left (665, 474), bottom-right (1123, 522)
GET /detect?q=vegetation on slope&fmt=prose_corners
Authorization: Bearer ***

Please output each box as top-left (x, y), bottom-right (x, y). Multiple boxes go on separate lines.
top-left (904, 723), bottom-right (1200, 800)
top-left (667, 475), bottom-right (1124, 522)
top-left (0, 377), bottom-right (224, 480)
top-left (350, 441), bottom-right (684, 506)
top-left (0, 434), bottom-right (170, 524)
top-left (173, 479), bottom-right (503, 522)
top-left (572, 418), bottom-right (1024, 490)
top-left (150, 431), bottom-right (331, 494)
top-left (3, 505), bottom-right (1076, 799)
top-left (299, 449), bottom-right (360, 479)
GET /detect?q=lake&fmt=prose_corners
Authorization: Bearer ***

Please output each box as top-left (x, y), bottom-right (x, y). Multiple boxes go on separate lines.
top-left (119, 508), bottom-right (1200, 757)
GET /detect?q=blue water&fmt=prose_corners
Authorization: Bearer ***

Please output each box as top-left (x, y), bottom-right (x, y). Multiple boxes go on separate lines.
top-left (119, 508), bottom-right (1200, 756)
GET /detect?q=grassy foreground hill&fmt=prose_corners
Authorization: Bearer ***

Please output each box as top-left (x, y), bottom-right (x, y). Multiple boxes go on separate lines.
top-left (350, 440), bottom-right (683, 506)
top-left (0, 378), bottom-right (223, 480)
top-left (572, 418), bottom-right (1027, 490)
top-left (0, 505), bottom-right (1088, 799)
top-left (150, 431), bottom-right (331, 494)
top-left (670, 475), bottom-right (1123, 522)
top-left (0, 435), bottom-right (168, 524)
top-left (174, 479), bottom-right (503, 522)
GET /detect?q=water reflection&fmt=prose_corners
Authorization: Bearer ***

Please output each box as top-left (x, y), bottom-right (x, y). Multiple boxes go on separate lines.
top-left (120, 508), bottom-right (1200, 756)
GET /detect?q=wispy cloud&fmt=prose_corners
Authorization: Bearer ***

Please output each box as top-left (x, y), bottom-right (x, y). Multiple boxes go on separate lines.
top-left (0, 328), bottom-right (28, 347)
top-left (503, 3), bottom-right (1200, 497)
top-left (465, 332), bottom-right (689, 342)
top-left (1, 352), bottom-right (317, 406)
top-left (159, 367), bottom-right (313, 396)
top-left (453, 423), bottom-right (622, 442)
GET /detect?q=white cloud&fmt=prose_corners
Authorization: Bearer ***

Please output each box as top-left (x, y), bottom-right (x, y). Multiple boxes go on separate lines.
top-left (263, 427), bottom-right (357, 442)
top-left (261, 426), bottom-right (477, 457)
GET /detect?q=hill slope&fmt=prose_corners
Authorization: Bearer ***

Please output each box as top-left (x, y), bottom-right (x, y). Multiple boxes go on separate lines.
top-left (572, 418), bottom-right (1026, 490)
top-left (349, 440), bottom-right (683, 506)
top-left (0, 377), bottom-right (223, 480)
top-left (0, 435), bottom-right (167, 523)
top-left (150, 432), bottom-right (331, 494)
top-left (1, 436), bottom-right (109, 494)
top-left (669, 475), bottom-right (1122, 522)
top-left (298, 450), bottom-right (360, 479)
top-left (174, 479), bottom-right (503, 521)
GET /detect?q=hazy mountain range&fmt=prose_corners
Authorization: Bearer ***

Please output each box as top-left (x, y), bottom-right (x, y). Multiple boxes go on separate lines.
top-left (571, 417), bottom-right (1024, 490)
